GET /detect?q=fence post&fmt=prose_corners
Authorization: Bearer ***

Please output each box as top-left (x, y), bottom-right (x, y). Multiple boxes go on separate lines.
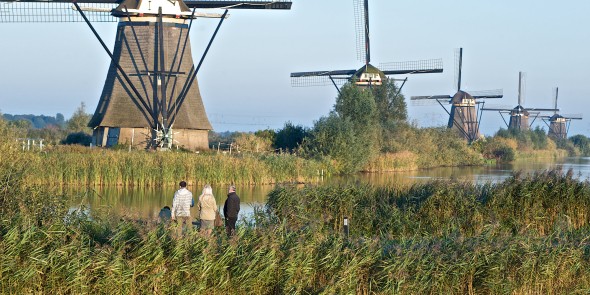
top-left (343, 216), bottom-right (349, 239)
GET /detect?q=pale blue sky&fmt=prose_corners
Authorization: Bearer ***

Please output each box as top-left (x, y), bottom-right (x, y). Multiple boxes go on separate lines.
top-left (1, 0), bottom-right (589, 136)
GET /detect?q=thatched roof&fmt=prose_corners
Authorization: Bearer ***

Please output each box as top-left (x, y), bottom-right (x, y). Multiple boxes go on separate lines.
top-left (89, 21), bottom-right (212, 131)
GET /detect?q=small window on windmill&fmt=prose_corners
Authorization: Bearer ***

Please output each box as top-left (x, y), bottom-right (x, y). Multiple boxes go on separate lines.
top-left (357, 72), bottom-right (382, 86)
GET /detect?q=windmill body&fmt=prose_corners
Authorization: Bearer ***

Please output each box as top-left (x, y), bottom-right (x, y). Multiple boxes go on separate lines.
top-left (0, 0), bottom-right (292, 151)
top-left (541, 87), bottom-right (582, 140)
top-left (548, 114), bottom-right (568, 139)
top-left (412, 48), bottom-right (503, 143)
top-left (447, 90), bottom-right (480, 140)
top-left (91, 1), bottom-right (211, 150)
top-left (508, 105), bottom-right (531, 131)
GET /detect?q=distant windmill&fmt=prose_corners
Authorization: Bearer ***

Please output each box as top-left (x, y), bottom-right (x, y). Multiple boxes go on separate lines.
top-left (0, 0), bottom-right (292, 151)
top-left (411, 48), bottom-right (503, 143)
top-left (290, 0), bottom-right (443, 94)
top-left (482, 72), bottom-right (558, 131)
top-left (541, 88), bottom-right (583, 139)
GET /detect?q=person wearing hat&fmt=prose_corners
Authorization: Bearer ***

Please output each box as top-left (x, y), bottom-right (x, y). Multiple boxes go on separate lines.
top-left (223, 185), bottom-right (240, 237)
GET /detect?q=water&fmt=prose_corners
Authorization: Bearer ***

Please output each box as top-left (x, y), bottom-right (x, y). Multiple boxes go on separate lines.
top-left (71, 157), bottom-right (590, 220)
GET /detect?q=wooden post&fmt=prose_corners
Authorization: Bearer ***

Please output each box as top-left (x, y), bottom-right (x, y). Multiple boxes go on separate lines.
top-left (343, 216), bottom-right (349, 238)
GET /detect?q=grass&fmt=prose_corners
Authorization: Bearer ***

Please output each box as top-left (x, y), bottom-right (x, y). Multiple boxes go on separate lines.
top-left (3, 120), bottom-right (590, 293)
top-left (19, 147), bottom-right (330, 187)
top-left (3, 158), bottom-right (590, 293)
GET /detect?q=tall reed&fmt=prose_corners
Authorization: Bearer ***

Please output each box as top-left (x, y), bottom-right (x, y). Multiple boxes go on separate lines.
top-left (19, 148), bottom-right (330, 187)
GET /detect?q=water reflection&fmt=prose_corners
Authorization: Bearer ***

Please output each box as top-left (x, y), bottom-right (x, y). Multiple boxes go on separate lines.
top-left (70, 157), bottom-right (590, 219)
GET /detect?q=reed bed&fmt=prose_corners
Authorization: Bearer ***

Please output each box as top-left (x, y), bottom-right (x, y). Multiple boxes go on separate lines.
top-left (2, 125), bottom-right (590, 293)
top-left (19, 149), bottom-right (329, 187)
top-left (3, 163), bottom-right (590, 293)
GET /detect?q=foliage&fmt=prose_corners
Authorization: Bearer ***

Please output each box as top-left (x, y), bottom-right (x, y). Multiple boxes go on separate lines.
top-left (303, 83), bottom-right (380, 174)
top-left (370, 77), bottom-right (408, 125)
top-left (233, 132), bottom-right (273, 153)
top-left (66, 102), bottom-right (92, 134)
top-left (4, 164), bottom-right (590, 293)
top-left (16, 147), bottom-right (330, 186)
top-left (570, 134), bottom-right (590, 156)
top-left (62, 131), bottom-right (92, 146)
top-left (3, 113), bottom-right (65, 129)
top-left (495, 126), bottom-right (549, 151)
top-left (378, 124), bottom-right (483, 167)
top-left (273, 122), bottom-right (308, 153)
top-left (479, 137), bottom-right (517, 162)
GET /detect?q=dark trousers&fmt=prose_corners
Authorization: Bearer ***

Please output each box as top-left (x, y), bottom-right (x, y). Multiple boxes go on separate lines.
top-left (225, 217), bottom-right (237, 237)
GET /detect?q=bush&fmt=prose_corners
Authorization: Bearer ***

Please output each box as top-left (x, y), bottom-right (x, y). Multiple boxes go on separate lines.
top-left (61, 132), bottom-right (92, 146)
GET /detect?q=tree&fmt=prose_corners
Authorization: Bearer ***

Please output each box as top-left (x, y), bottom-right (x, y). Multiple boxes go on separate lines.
top-left (274, 122), bottom-right (308, 153)
top-left (303, 82), bottom-right (380, 173)
top-left (570, 134), bottom-right (590, 156)
top-left (371, 78), bottom-right (408, 125)
top-left (66, 102), bottom-right (92, 134)
top-left (56, 113), bottom-right (65, 128)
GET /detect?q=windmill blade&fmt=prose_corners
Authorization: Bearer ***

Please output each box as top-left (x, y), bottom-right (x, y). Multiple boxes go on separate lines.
top-left (454, 48), bottom-right (463, 91)
top-left (290, 70), bottom-right (356, 78)
top-left (184, 1), bottom-right (292, 9)
top-left (563, 114), bottom-right (583, 120)
top-left (0, 2), bottom-right (116, 22)
top-left (526, 107), bottom-right (559, 112)
top-left (380, 59), bottom-right (443, 75)
top-left (466, 89), bottom-right (503, 99)
top-left (481, 106), bottom-right (513, 111)
top-left (290, 69), bottom-right (353, 87)
top-left (353, 0), bottom-right (369, 64)
top-left (518, 71), bottom-right (527, 106)
top-left (410, 95), bottom-right (452, 100)
top-left (290, 75), bottom-right (349, 87)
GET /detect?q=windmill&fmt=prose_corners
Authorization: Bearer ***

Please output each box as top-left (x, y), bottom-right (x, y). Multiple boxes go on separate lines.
top-left (482, 72), bottom-right (558, 131)
top-left (541, 88), bottom-right (583, 139)
top-left (411, 48), bottom-right (503, 143)
top-left (290, 0), bottom-right (443, 94)
top-left (0, 0), bottom-right (292, 151)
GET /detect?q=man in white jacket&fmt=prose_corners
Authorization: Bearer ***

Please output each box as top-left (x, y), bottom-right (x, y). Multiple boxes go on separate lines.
top-left (172, 180), bottom-right (193, 237)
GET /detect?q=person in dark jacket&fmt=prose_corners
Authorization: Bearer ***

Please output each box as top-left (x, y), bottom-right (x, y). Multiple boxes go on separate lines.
top-left (223, 185), bottom-right (240, 237)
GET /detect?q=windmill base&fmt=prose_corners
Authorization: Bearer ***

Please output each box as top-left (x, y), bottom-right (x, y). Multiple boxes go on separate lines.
top-left (92, 127), bottom-right (209, 151)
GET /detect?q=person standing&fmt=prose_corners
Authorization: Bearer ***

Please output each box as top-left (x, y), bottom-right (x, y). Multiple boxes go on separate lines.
top-left (198, 184), bottom-right (217, 236)
top-left (171, 181), bottom-right (193, 237)
top-left (223, 185), bottom-right (240, 237)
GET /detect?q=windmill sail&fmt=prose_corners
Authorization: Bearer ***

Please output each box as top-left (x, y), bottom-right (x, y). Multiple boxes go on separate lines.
top-left (290, 0), bottom-right (442, 91)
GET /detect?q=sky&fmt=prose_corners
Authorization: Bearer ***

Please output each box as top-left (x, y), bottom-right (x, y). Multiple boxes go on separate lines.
top-left (1, 0), bottom-right (590, 136)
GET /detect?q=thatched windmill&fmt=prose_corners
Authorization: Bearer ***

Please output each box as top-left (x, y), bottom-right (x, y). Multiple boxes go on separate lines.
top-left (0, 0), bottom-right (292, 150)
top-left (482, 72), bottom-right (558, 131)
top-left (541, 88), bottom-right (583, 139)
top-left (290, 0), bottom-right (443, 94)
top-left (411, 48), bottom-right (503, 143)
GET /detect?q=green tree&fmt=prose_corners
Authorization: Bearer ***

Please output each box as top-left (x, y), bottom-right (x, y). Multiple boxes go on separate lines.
top-left (370, 78), bottom-right (408, 125)
top-left (569, 134), bottom-right (590, 156)
top-left (304, 83), bottom-right (380, 173)
top-left (66, 102), bottom-right (92, 134)
top-left (274, 122), bottom-right (308, 153)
